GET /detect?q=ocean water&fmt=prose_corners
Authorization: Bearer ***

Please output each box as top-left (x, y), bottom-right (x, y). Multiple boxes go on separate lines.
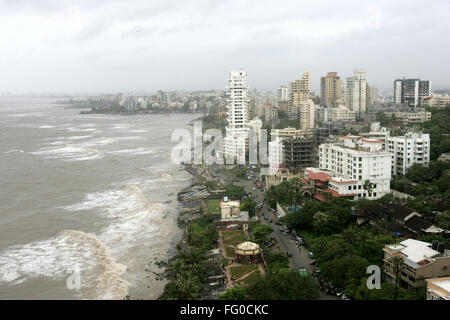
top-left (0, 98), bottom-right (198, 299)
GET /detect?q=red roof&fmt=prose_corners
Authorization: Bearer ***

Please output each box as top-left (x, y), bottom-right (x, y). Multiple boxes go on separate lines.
top-left (362, 139), bottom-right (383, 143)
top-left (323, 188), bottom-right (356, 198)
top-left (307, 172), bottom-right (330, 182)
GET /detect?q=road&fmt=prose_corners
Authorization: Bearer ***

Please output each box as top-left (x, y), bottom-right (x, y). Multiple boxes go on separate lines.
top-left (235, 173), bottom-right (340, 300)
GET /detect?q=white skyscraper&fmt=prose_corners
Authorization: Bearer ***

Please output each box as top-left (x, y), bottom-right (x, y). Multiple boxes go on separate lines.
top-left (224, 70), bottom-right (250, 163)
top-left (277, 85), bottom-right (289, 102)
top-left (346, 69), bottom-right (368, 118)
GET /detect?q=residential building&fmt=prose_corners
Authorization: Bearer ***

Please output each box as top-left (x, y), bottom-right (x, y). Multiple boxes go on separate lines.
top-left (346, 69), bottom-right (368, 118)
top-left (422, 95), bottom-right (450, 109)
top-left (304, 136), bottom-right (392, 201)
top-left (299, 99), bottom-right (315, 131)
top-left (383, 239), bottom-right (450, 295)
top-left (426, 277), bottom-right (450, 300)
top-left (387, 132), bottom-right (430, 176)
top-left (331, 105), bottom-right (356, 122)
top-left (384, 110), bottom-right (431, 123)
top-left (393, 78), bottom-right (431, 107)
top-left (283, 136), bottom-right (316, 171)
top-left (355, 203), bottom-right (444, 236)
top-left (360, 122), bottom-right (390, 149)
top-left (224, 70), bottom-right (250, 163)
top-left (288, 70), bottom-right (311, 119)
top-left (264, 104), bottom-right (278, 121)
top-left (320, 72), bottom-right (342, 108)
top-left (268, 128), bottom-right (314, 174)
top-left (277, 85), bottom-right (289, 102)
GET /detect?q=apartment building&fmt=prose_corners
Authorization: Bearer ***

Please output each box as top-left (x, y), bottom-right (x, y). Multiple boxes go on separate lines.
top-left (422, 95), bottom-right (450, 109)
top-left (224, 70), bottom-right (250, 163)
top-left (277, 85), bottom-right (289, 102)
top-left (320, 72), bottom-right (342, 108)
top-left (304, 136), bottom-right (392, 201)
top-left (384, 110), bottom-right (431, 123)
top-left (426, 277), bottom-right (450, 300)
top-left (331, 105), bottom-right (356, 122)
top-left (288, 70), bottom-right (311, 119)
top-left (299, 99), bottom-right (315, 131)
top-left (383, 239), bottom-right (450, 295)
top-left (393, 78), bottom-right (431, 107)
top-left (268, 128), bottom-right (314, 174)
top-left (346, 69), bottom-right (368, 118)
top-left (387, 132), bottom-right (430, 176)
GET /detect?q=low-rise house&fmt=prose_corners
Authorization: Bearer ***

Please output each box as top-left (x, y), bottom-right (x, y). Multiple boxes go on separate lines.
top-left (220, 197), bottom-right (249, 222)
top-left (355, 203), bottom-right (444, 237)
top-left (383, 239), bottom-right (450, 295)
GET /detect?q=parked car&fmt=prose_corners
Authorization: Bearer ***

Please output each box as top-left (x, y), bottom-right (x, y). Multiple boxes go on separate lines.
top-left (336, 290), bottom-right (344, 297)
top-left (308, 252), bottom-right (314, 259)
top-left (309, 259), bottom-right (317, 265)
top-left (286, 252), bottom-right (292, 257)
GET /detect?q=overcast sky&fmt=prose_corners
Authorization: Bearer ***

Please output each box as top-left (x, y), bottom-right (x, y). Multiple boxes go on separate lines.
top-left (0, 0), bottom-right (449, 94)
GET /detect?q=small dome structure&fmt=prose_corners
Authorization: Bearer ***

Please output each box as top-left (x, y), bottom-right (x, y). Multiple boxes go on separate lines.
top-left (235, 241), bottom-right (261, 256)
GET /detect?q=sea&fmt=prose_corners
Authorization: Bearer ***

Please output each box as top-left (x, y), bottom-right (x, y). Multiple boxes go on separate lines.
top-left (0, 97), bottom-right (199, 299)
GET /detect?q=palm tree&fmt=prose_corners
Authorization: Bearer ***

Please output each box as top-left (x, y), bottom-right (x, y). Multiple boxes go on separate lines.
top-left (291, 177), bottom-right (303, 210)
top-left (173, 273), bottom-right (202, 300)
top-left (363, 180), bottom-right (374, 196)
top-left (321, 191), bottom-right (332, 202)
top-left (389, 256), bottom-right (404, 300)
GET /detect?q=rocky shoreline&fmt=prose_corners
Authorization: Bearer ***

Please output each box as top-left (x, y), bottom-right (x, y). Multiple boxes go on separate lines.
top-left (155, 163), bottom-right (227, 299)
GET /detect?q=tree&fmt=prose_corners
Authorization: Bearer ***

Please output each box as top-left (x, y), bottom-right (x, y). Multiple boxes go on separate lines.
top-left (363, 180), bottom-right (374, 196)
top-left (240, 198), bottom-right (257, 217)
top-left (220, 286), bottom-right (248, 300)
top-left (172, 272), bottom-right (202, 300)
top-left (321, 190), bottom-right (332, 202)
top-left (245, 269), bottom-right (320, 300)
top-left (389, 256), bottom-right (404, 300)
top-left (435, 210), bottom-right (450, 230)
top-left (291, 177), bottom-right (303, 209)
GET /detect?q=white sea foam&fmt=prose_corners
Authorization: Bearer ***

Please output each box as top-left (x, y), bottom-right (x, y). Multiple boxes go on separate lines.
top-left (62, 184), bottom-right (167, 295)
top-left (106, 148), bottom-right (153, 155)
top-left (66, 127), bottom-right (97, 132)
top-left (66, 135), bottom-right (95, 141)
top-left (31, 144), bottom-right (103, 161)
top-left (4, 149), bottom-right (24, 154)
top-left (0, 230), bottom-right (129, 300)
top-left (39, 125), bottom-right (55, 129)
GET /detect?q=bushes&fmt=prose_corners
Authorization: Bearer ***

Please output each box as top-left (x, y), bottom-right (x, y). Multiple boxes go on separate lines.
top-left (245, 269), bottom-right (320, 300)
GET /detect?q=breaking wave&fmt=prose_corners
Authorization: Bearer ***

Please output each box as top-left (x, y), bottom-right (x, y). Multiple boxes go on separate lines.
top-left (0, 230), bottom-right (129, 300)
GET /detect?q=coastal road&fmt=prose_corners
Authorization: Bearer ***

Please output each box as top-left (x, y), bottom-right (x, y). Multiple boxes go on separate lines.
top-left (235, 174), bottom-right (340, 300)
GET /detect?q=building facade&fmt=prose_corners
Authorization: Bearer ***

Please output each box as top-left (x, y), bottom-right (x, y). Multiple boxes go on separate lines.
top-left (224, 70), bottom-right (250, 163)
top-left (383, 239), bottom-right (450, 295)
top-left (288, 70), bottom-right (311, 119)
top-left (299, 99), bottom-right (315, 131)
top-left (346, 69), bottom-right (368, 118)
top-left (387, 132), bottom-right (430, 176)
top-left (320, 72), bottom-right (342, 108)
top-left (393, 78), bottom-right (431, 107)
top-left (304, 136), bottom-right (392, 201)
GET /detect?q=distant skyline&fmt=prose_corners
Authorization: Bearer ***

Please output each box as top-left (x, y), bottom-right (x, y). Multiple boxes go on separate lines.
top-left (1, 0), bottom-right (449, 94)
